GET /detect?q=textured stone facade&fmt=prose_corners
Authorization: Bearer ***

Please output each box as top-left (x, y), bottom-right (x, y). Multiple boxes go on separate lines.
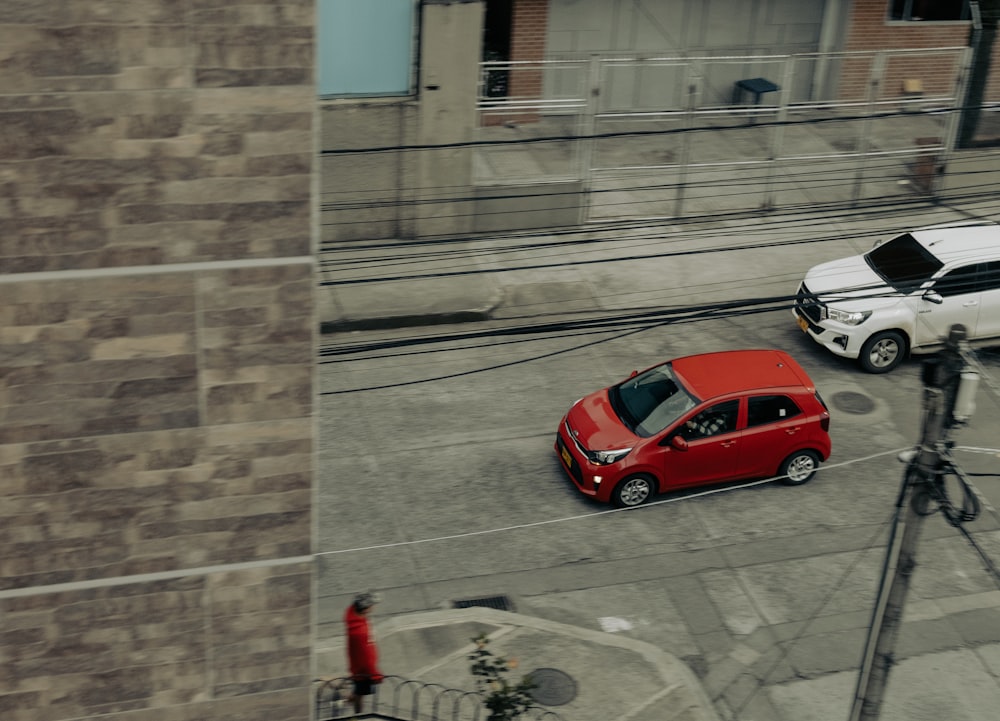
top-left (2, 564), bottom-right (312, 720)
top-left (1, 2), bottom-right (316, 720)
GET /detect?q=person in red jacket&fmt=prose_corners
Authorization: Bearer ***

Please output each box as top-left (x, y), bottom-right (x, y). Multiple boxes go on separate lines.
top-left (345, 591), bottom-right (383, 713)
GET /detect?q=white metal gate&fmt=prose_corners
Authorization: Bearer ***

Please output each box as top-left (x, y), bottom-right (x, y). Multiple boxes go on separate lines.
top-left (475, 47), bottom-right (971, 224)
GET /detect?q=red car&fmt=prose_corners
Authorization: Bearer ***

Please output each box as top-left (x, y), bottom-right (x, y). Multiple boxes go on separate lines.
top-left (555, 349), bottom-right (832, 507)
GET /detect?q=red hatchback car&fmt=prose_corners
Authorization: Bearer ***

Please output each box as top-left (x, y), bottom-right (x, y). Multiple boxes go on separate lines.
top-left (555, 349), bottom-right (832, 507)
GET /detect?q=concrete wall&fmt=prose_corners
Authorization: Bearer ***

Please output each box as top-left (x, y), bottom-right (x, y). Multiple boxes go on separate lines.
top-left (545, 0), bottom-right (826, 106)
top-left (0, 2), bottom-right (316, 720)
top-left (319, 100), bottom-right (419, 242)
top-left (472, 181), bottom-right (585, 231)
top-left (415, 1), bottom-right (486, 238)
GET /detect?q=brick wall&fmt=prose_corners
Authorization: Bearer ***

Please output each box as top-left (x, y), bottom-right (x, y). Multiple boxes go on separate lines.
top-left (842, 0), bottom-right (1000, 102)
top-left (496, 0), bottom-right (549, 124)
top-left (0, 2), bottom-right (316, 720)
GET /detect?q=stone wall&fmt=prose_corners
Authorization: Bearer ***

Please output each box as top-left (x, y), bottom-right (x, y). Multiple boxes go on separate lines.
top-left (0, 2), bottom-right (316, 720)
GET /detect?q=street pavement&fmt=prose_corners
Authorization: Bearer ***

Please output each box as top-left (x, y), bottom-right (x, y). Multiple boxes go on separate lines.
top-left (315, 193), bottom-right (1000, 721)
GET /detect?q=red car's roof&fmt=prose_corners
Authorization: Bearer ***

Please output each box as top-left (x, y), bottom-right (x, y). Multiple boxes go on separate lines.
top-left (670, 349), bottom-right (814, 399)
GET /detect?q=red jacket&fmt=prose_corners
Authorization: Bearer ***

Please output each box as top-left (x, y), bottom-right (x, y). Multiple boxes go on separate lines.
top-left (345, 605), bottom-right (383, 681)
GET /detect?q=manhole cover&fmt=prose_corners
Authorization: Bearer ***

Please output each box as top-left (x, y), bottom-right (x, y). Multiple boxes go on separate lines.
top-left (526, 668), bottom-right (577, 706)
top-left (831, 390), bottom-right (875, 415)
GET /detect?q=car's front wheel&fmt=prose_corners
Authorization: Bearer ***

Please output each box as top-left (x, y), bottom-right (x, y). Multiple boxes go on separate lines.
top-left (779, 450), bottom-right (820, 485)
top-left (612, 475), bottom-right (656, 508)
top-left (859, 330), bottom-right (906, 373)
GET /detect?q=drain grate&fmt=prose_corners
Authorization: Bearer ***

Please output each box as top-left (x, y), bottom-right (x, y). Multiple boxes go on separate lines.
top-left (452, 595), bottom-right (515, 612)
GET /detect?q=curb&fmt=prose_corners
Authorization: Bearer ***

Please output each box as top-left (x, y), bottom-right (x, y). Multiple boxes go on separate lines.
top-left (320, 308), bottom-right (494, 334)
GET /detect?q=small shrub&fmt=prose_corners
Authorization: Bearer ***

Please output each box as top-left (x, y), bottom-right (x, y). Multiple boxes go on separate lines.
top-left (468, 634), bottom-right (537, 721)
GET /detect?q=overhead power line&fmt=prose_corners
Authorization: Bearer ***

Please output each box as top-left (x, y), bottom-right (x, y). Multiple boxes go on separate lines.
top-left (319, 105), bottom-right (970, 155)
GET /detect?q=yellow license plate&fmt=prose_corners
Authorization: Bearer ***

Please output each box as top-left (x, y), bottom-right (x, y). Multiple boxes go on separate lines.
top-left (560, 445), bottom-right (573, 467)
top-left (797, 314), bottom-right (809, 332)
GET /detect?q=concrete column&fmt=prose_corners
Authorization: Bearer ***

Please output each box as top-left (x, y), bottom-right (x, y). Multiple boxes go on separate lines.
top-left (814, 0), bottom-right (848, 100)
top-left (414, 0), bottom-right (485, 238)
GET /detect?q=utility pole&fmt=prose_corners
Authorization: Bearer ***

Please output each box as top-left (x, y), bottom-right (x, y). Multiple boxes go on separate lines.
top-left (848, 325), bottom-right (971, 721)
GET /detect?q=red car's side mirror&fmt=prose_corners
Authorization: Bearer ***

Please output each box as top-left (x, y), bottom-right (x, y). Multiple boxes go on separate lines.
top-left (629, 370), bottom-right (638, 378)
top-left (670, 435), bottom-right (689, 452)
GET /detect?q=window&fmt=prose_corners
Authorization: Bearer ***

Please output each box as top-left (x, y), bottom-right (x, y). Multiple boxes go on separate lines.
top-left (747, 395), bottom-right (802, 428)
top-left (982, 261), bottom-right (1000, 293)
top-left (681, 400), bottom-right (740, 440)
top-left (889, 0), bottom-right (969, 21)
top-left (317, 0), bottom-right (417, 97)
top-left (612, 362), bottom-right (699, 437)
top-left (932, 264), bottom-right (981, 297)
top-left (935, 261), bottom-right (1000, 296)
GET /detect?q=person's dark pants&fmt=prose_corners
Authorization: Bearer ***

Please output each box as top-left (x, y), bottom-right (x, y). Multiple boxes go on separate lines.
top-left (353, 678), bottom-right (375, 697)
top-left (351, 677), bottom-right (377, 712)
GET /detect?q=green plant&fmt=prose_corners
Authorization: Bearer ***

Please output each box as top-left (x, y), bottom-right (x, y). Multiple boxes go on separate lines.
top-left (468, 634), bottom-right (537, 721)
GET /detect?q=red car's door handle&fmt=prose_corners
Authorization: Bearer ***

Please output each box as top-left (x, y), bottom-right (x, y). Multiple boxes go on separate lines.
top-left (721, 440), bottom-right (737, 447)
top-left (785, 427), bottom-right (800, 435)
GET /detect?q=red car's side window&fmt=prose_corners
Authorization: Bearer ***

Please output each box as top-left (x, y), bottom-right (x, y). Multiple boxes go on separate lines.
top-left (681, 399), bottom-right (740, 439)
top-left (746, 395), bottom-right (802, 428)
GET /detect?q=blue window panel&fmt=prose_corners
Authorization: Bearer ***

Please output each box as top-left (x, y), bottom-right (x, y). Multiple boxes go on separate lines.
top-left (318, 0), bottom-right (416, 97)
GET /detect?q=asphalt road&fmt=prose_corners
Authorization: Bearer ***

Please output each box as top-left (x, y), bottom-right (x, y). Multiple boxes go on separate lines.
top-left (315, 219), bottom-right (1000, 720)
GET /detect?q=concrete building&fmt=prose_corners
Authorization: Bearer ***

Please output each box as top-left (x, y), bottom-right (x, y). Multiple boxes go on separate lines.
top-left (2, 2), bottom-right (997, 719)
top-left (319, 0), bottom-right (1000, 241)
top-left (1, 2), bottom-right (316, 720)
top-left (492, 0), bottom-right (1000, 101)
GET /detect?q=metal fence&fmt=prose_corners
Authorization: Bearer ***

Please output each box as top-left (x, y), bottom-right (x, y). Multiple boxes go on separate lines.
top-left (475, 48), bottom-right (972, 222)
top-left (315, 676), bottom-right (564, 721)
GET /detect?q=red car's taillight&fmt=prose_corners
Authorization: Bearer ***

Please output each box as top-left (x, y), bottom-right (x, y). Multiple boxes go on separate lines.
top-left (820, 412), bottom-right (830, 432)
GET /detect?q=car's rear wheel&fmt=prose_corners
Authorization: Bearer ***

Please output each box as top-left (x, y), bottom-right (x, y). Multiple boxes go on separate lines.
top-left (612, 475), bottom-right (656, 508)
top-left (779, 450), bottom-right (820, 485)
top-left (859, 330), bottom-right (906, 373)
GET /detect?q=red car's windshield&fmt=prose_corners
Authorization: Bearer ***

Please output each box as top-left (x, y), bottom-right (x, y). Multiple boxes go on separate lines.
top-left (609, 363), bottom-right (699, 437)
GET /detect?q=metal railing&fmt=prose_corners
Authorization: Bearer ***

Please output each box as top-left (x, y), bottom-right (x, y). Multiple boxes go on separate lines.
top-left (473, 48), bottom-right (973, 221)
top-left (315, 676), bottom-right (564, 721)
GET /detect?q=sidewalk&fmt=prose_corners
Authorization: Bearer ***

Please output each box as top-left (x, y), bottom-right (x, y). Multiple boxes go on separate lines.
top-left (316, 198), bottom-right (1000, 335)
top-left (318, 607), bottom-right (722, 721)
top-left (317, 237), bottom-right (502, 333)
